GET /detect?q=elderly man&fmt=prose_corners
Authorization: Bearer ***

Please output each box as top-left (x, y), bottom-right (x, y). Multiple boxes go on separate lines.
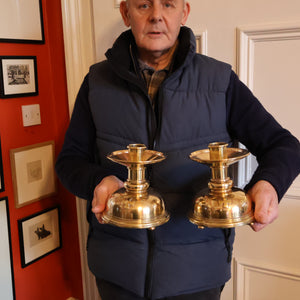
top-left (56, 0), bottom-right (300, 299)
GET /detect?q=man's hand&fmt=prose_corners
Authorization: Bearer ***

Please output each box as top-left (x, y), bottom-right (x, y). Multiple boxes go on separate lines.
top-left (247, 180), bottom-right (279, 232)
top-left (92, 175), bottom-right (124, 223)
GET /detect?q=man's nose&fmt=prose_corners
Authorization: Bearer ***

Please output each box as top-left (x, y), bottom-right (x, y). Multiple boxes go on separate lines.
top-left (149, 4), bottom-right (163, 22)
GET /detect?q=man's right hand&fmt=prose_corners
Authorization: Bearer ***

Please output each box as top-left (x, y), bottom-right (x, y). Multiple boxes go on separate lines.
top-left (92, 175), bottom-right (124, 223)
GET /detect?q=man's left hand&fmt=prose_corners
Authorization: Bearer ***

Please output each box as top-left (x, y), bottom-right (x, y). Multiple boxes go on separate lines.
top-left (247, 180), bottom-right (279, 232)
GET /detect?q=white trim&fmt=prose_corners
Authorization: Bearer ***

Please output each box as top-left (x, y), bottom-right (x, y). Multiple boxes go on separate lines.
top-left (284, 176), bottom-right (300, 199)
top-left (233, 257), bottom-right (300, 300)
top-left (236, 22), bottom-right (300, 189)
top-left (195, 30), bottom-right (208, 55)
top-left (61, 1), bottom-right (99, 299)
top-left (114, 0), bottom-right (122, 8)
top-left (61, 0), bottom-right (96, 113)
top-left (237, 22), bottom-right (300, 88)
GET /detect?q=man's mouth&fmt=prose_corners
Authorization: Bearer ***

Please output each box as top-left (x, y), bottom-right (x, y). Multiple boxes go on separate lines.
top-left (147, 31), bottom-right (163, 37)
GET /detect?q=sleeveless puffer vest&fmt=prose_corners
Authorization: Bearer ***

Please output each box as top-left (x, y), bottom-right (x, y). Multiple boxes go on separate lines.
top-left (87, 27), bottom-right (234, 299)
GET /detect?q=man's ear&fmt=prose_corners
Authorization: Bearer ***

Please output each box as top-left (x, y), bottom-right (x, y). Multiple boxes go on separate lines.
top-left (120, 1), bottom-right (131, 27)
top-left (181, 2), bottom-right (191, 25)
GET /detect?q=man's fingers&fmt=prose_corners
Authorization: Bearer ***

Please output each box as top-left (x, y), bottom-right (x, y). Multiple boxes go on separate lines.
top-left (247, 180), bottom-right (279, 232)
top-left (254, 196), bottom-right (278, 225)
top-left (250, 222), bottom-right (267, 232)
top-left (92, 175), bottom-right (124, 223)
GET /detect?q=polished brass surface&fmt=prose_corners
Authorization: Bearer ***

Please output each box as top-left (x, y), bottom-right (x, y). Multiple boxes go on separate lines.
top-left (189, 142), bottom-right (254, 228)
top-left (102, 144), bottom-right (169, 229)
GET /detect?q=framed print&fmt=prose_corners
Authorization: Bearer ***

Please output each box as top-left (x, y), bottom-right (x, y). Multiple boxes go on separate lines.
top-left (0, 56), bottom-right (38, 99)
top-left (18, 206), bottom-right (61, 268)
top-left (0, 137), bottom-right (4, 192)
top-left (10, 141), bottom-right (56, 208)
top-left (0, 0), bottom-right (44, 44)
top-left (0, 197), bottom-right (15, 299)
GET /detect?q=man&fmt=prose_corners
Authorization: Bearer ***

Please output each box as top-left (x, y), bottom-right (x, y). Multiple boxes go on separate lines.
top-left (55, 0), bottom-right (300, 299)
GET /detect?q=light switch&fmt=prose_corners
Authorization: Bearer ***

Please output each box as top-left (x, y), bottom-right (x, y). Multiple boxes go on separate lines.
top-left (22, 104), bottom-right (41, 127)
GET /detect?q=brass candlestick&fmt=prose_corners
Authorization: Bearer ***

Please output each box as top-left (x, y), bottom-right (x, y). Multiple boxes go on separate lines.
top-left (102, 144), bottom-right (169, 229)
top-left (189, 142), bottom-right (254, 229)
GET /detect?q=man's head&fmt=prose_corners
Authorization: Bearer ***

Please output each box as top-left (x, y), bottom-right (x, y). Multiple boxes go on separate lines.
top-left (120, 0), bottom-right (190, 62)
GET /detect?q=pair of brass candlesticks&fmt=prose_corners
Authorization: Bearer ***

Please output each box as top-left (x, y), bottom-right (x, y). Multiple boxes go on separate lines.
top-left (101, 143), bottom-right (254, 230)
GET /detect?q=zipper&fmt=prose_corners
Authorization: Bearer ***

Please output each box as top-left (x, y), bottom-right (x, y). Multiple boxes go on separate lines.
top-left (127, 49), bottom-right (161, 297)
top-left (144, 229), bottom-right (155, 299)
top-left (144, 96), bottom-right (157, 299)
top-left (144, 89), bottom-right (164, 298)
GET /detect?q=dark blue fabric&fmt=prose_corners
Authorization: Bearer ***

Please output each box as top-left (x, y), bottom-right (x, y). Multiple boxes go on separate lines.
top-left (86, 27), bottom-right (233, 298)
top-left (55, 27), bottom-right (300, 299)
top-left (96, 278), bottom-right (223, 300)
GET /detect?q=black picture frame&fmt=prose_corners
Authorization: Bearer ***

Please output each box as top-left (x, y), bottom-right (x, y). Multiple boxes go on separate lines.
top-left (0, 56), bottom-right (38, 99)
top-left (0, 0), bottom-right (45, 44)
top-left (18, 206), bottom-right (62, 268)
top-left (0, 197), bottom-right (16, 300)
top-left (0, 137), bottom-right (4, 192)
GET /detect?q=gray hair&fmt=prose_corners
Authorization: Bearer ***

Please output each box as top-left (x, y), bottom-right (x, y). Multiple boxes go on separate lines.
top-left (126, 0), bottom-right (186, 5)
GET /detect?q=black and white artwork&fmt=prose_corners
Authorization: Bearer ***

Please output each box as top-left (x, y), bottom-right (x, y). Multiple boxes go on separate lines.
top-left (0, 56), bottom-right (38, 98)
top-left (18, 206), bottom-right (61, 268)
top-left (10, 141), bottom-right (56, 208)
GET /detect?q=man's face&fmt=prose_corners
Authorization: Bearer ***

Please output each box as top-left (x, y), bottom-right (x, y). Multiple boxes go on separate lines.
top-left (120, 0), bottom-right (190, 58)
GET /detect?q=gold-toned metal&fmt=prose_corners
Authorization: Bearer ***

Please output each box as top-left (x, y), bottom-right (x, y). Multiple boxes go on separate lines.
top-left (189, 142), bottom-right (254, 228)
top-left (102, 144), bottom-right (170, 229)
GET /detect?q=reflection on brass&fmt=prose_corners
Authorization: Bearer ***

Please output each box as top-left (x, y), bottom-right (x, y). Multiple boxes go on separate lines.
top-left (189, 142), bottom-right (254, 229)
top-left (102, 144), bottom-right (169, 229)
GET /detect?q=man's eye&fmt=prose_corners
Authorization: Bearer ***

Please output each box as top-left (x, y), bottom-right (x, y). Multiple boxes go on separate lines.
top-left (139, 4), bottom-right (149, 9)
top-left (164, 2), bottom-right (174, 8)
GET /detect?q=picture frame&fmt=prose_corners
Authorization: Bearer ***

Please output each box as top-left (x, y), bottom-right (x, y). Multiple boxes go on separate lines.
top-left (0, 197), bottom-right (16, 299)
top-left (18, 206), bottom-right (61, 268)
top-left (0, 0), bottom-right (44, 44)
top-left (0, 56), bottom-right (38, 99)
top-left (10, 141), bottom-right (56, 208)
top-left (0, 137), bottom-right (4, 192)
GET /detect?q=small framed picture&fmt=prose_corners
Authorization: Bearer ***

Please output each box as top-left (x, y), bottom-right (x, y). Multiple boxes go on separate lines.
top-left (0, 137), bottom-right (4, 192)
top-left (0, 197), bottom-right (15, 299)
top-left (0, 56), bottom-right (38, 99)
top-left (10, 141), bottom-right (56, 208)
top-left (18, 206), bottom-right (61, 268)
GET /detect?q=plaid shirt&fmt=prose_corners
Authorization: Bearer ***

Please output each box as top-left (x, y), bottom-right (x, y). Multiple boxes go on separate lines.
top-left (137, 41), bottom-right (178, 107)
top-left (139, 60), bottom-right (169, 106)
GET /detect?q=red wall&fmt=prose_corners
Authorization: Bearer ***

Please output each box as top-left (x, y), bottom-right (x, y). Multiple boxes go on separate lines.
top-left (0, 0), bottom-right (83, 299)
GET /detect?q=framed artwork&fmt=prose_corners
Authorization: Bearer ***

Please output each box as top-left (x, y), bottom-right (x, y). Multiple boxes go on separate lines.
top-left (0, 0), bottom-right (44, 44)
top-left (0, 197), bottom-right (15, 299)
top-left (10, 141), bottom-right (56, 208)
top-left (18, 206), bottom-right (61, 268)
top-left (0, 56), bottom-right (38, 99)
top-left (0, 137), bottom-right (4, 192)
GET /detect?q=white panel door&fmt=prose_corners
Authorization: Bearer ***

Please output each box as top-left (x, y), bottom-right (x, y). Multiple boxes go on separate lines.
top-left (229, 24), bottom-right (300, 300)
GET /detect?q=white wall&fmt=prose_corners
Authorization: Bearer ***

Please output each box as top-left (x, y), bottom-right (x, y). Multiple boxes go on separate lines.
top-left (93, 0), bottom-right (300, 70)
